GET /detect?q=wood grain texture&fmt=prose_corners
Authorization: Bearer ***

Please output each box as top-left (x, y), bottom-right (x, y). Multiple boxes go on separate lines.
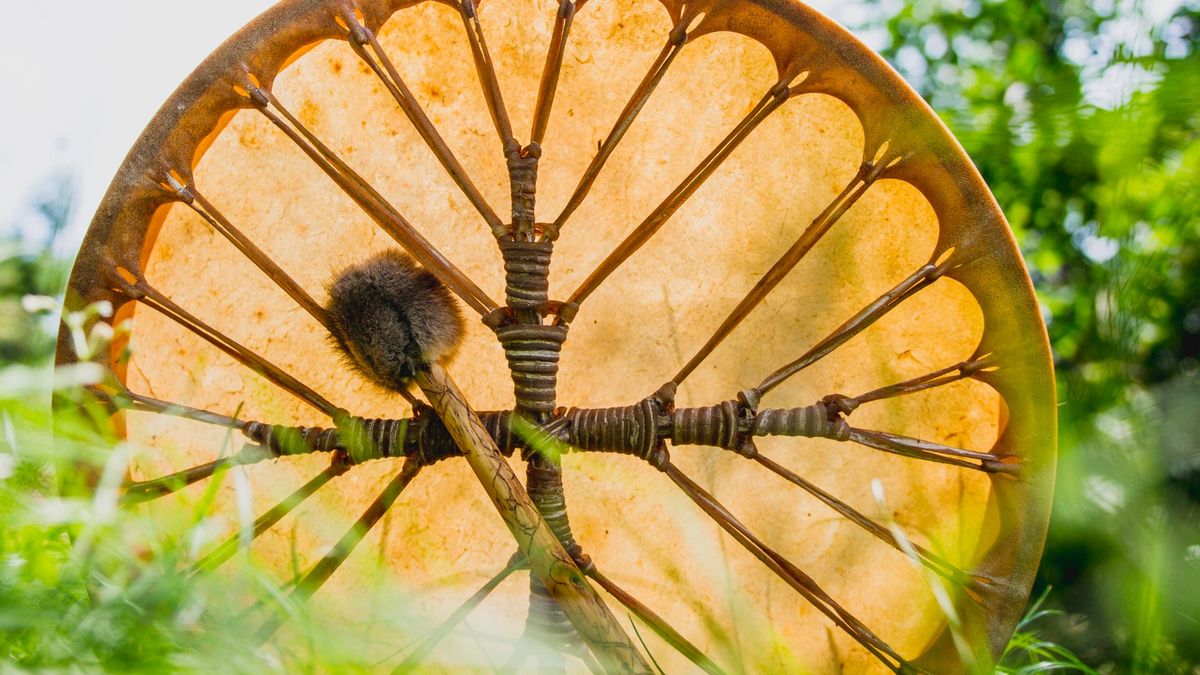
top-left (415, 362), bottom-right (651, 674)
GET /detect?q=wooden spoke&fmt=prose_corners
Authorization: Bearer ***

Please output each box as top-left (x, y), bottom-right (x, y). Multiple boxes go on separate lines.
top-left (94, 385), bottom-right (249, 431)
top-left (672, 163), bottom-right (879, 384)
top-left (587, 566), bottom-right (727, 675)
top-left (161, 175), bottom-right (332, 331)
top-left (113, 273), bottom-right (340, 417)
top-left (752, 258), bottom-right (953, 398)
top-left (550, 31), bottom-right (686, 238)
top-left (190, 461), bottom-right (348, 574)
top-left (844, 355), bottom-right (997, 407)
top-left (529, 0), bottom-right (577, 147)
top-left (254, 457), bottom-right (424, 644)
top-left (105, 382), bottom-right (1009, 473)
top-left (847, 428), bottom-right (1015, 475)
top-left (414, 362), bottom-right (653, 673)
top-left (750, 452), bottom-right (971, 585)
top-left (119, 444), bottom-right (269, 505)
top-left (338, 11), bottom-right (506, 237)
top-left (500, 637), bottom-right (534, 675)
top-left (565, 81), bottom-right (795, 308)
top-left (457, 0), bottom-right (516, 152)
top-left (662, 462), bottom-right (913, 673)
top-left (740, 383), bottom-right (1011, 474)
top-left (103, 386), bottom-right (363, 464)
top-left (393, 554), bottom-right (529, 674)
top-left (240, 79), bottom-right (498, 315)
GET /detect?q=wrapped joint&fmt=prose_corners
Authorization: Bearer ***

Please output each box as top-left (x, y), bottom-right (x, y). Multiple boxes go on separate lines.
top-left (241, 410), bottom-right (520, 466)
top-left (527, 454), bottom-right (579, 552)
top-left (752, 401), bottom-right (850, 441)
top-left (234, 400), bottom-right (853, 471)
top-left (527, 574), bottom-right (582, 653)
top-left (661, 399), bottom-right (849, 455)
top-left (242, 421), bottom-right (339, 457)
top-left (564, 398), bottom-right (668, 467)
top-left (339, 11), bottom-right (373, 45)
top-left (499, 239), bottom-right (553, 310)
top-left (412, 407), bottom-right (518, 464)
top-left (672, 399), bottom-right (742, 450)
top-left (335, 416), bottom-right (412, 465)
top-left (822, 394), bottom-right (860, 416)
top-left (541, 300), bottom-right (579, 324)
top-left (495, 323), bottom-right (567, 414)
top-left (506, 150), bottom-right (539, 236)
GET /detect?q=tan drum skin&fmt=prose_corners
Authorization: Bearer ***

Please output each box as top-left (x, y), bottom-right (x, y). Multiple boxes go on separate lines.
top-left (58, 1), bottom-right (1055, 672)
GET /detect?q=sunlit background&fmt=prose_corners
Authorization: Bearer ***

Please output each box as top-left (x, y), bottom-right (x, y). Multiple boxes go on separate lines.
top-left (2, 0), bottom-right (855, 250)
top-left (0, 2), bottom-right (276, 252)
top-left (0, 0), bottom-right (1184, 249)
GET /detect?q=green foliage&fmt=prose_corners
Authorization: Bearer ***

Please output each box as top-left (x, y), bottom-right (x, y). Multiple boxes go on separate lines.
top-left (0, 177), bottom-right (71, 365)
top-left (0, 299), bottom-right (266, 671)
top-left (857, 0), bottom-right (1200, 670)
top-left (997, 589), bottom-right (1097, 674)
top-left (0, 303), bottom-right (443, 672)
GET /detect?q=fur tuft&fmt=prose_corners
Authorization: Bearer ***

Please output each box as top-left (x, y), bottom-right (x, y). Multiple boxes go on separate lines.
top-left (325, 249), bottom-right (464, 391)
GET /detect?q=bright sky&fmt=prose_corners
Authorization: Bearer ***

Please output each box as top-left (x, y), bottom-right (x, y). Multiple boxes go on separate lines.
top-left (0, 0), bottom-right (856, 256)
top-left (0, 1), bottom-right (276, 253)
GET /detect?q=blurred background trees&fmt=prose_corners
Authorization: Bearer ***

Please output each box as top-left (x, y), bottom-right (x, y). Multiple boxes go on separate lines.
top-left (1, 177), bottom-right (71, 364)
top-left (846, 0), bottom-right (1200, 670)
top-left (2, 0), bottom-right (1198, 671)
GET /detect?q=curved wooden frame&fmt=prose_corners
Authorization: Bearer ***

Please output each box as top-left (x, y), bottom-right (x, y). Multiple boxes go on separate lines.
top-left (57, 1), bottom-right (1056, 672)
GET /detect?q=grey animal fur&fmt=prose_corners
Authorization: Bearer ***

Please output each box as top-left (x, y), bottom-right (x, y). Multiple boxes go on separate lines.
top-left (325, 249), bottom-right (464, 391)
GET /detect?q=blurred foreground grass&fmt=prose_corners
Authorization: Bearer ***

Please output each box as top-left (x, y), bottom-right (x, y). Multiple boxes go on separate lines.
top-left (0, 290), bottom-right (1092, 672)
top-left (1, 291), bottom-right (473, 671)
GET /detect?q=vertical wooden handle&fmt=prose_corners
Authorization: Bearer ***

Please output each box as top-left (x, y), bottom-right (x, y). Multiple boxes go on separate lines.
top-left (415, 362), bottom-right (652, 674)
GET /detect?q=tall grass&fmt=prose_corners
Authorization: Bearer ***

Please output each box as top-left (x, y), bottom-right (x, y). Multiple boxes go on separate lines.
top-left (0, 299), bottom-right (1097, 672)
